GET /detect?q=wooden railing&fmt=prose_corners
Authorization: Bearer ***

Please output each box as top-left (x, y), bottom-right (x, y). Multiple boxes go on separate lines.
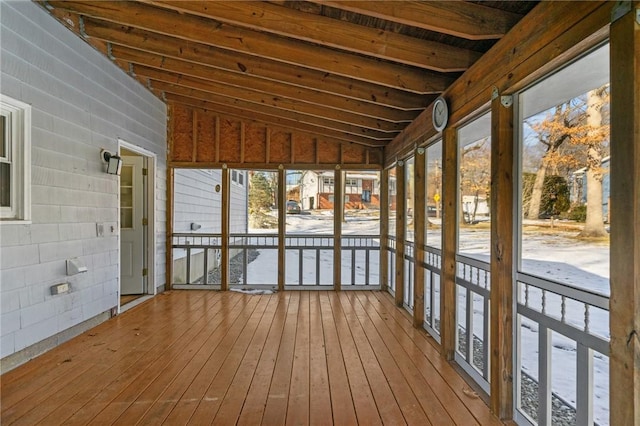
top-left (455, 254), bottom-right (491, 394)
top-left (381, 238), bottom-right (611, 425)
top-left (171, 233), bottom-right (380, 288)
top-left (422, 246), bottom-right (442, 341)
top-left (340, 235), bottom-right (381, 286)
top-left (515, 273), bottom-right (609, 426)
top-left (386, 235), bottom-right (397, 293)
top-left (403, 240), bottom-right (415, 310)
top-left (171, 233), bottom-right (222, 285)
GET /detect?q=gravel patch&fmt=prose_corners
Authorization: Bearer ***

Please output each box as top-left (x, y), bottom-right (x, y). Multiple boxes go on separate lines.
top-left (433, 319), bottom-right (579, 425)
top-left (201, 249), bottom-right (260, 284)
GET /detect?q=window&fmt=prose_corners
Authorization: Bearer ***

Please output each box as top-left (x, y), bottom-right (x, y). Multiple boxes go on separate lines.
top-left (457, 112), bottom-right (491, 258)
top-left (518, 44), bottom-right (610, 292)
top-left (231, 170), bottom-right (238, 183)
top-left (426, 140), bottom-right (443, 249)
top-left (1, 96), bottom-right (31, 222)
top-left (345, 178), bottom-right (357, 186)
top-left (323, 177), bottom-right (334, 185)
top-left (238, 172), bottom-right (244, 186)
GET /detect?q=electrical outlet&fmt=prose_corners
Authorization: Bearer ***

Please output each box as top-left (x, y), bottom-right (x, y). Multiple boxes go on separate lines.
top-left (51, 283), bottom-right (70, 295)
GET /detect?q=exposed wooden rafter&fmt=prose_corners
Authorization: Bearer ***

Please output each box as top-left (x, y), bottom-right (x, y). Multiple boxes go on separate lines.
top-left (308, 1), bottom-right (523, 40)
top-left (41, 0), bottom-right (534, 149)
top-left (128, 61), bottom-right (419, 124)
top-left (141, 0), bottom-right (482, 72)
top-left (46, 1), bottom-right (442, 92)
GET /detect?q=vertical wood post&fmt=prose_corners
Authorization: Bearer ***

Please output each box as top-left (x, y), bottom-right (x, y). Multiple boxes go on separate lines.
top-left (414, 148), bottom-right (426, 328)
top-left (192, 110), bottom-right (198, 162)
top-left (441, 127), bottom-right (458, 360)
top-left (278, 167), bottom-right (286, 291)
top-left (165, 167), bottom-right (174, 291)
top-left (334, 168), bottom-right (343, 291)
top-left (221, 166), bottom-right (230, 291)
top-left (395, 161), bottom-right (406, 306)
top-left (610, 4), bottom-right (640, 425)
top-left (490, 92), bottom-right (514, 419)
top-left (380, 168), bottom-right (389, 292)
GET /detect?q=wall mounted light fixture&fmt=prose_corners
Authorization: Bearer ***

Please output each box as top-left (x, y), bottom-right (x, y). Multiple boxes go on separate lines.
top-left (100, 149), bottom-right (122, 175)
top-left (190, 223), bottom-right (202, 231)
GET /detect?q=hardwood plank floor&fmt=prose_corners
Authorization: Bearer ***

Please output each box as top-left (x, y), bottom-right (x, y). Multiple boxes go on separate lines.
top-left (1, 291), bottom-right (503, 425)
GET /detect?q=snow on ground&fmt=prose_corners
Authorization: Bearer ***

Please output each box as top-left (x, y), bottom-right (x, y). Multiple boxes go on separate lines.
top-left (243, 210), bottom-right (610, 423)
top-left (453, 224), bottom-right (610, 424)
top-left (245, 210), bottom-right (380, 285)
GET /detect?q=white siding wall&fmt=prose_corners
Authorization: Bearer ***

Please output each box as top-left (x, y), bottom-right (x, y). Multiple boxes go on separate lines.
top-left (300, 171), bottom-right (321, 210)
top-left (230, 172), bottom-right (248, 233)
top-left (0, 3), bottom-right (167, 360)
top-left (173, 169), bottom-right (247, 234)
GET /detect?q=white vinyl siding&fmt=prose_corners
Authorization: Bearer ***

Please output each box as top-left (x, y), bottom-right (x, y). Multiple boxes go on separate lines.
top-left (173, 169), bottom-right (247, 235)
top-left (0, 2), bottom-right (167, 360)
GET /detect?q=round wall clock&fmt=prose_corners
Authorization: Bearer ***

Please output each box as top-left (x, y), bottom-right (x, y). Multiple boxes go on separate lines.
top-left (432, 96), bottom-right (449, 132)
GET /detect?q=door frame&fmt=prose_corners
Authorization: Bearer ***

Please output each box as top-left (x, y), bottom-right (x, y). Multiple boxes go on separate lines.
top-left (118, 139), bottom-right (157, 311)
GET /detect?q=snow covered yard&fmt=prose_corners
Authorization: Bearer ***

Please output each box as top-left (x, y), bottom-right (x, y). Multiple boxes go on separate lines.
top-left (245, 210), bottom-right (381, 286)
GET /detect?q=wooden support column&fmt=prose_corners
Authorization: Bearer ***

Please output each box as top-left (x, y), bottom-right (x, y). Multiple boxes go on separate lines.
top-left (191, 110), bottom-right (198, 162)
top-left (334, 168), bottom-right (343, 291)
top-left (221, 166), bottom-right (230, 291)
top-left (380, 168), bottom-right (389, 292)
top-left (395, 160), bottom-right (406, 307)
top-left (215, 116), bottom-right (220, 163)
top-left (165, 167), bottom-right (174, 291)
top-left (489, 92), bottom-right (514, 419)
top-left (441, 127), bottom-right (458, 360)
top-left (610, 4), bottom-right (640, 425)
top-left (413, 148), bottom-right (426, 328)
top-left (278, 167), bottom-right (286, 291)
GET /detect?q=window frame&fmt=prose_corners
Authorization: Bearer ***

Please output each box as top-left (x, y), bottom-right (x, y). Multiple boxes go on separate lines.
top-left (0, 96), bottom-right (31, 223)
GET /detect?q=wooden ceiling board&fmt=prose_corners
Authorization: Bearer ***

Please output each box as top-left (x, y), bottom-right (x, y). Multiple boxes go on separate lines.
top-left (40, 0), bottom-right (538, 151)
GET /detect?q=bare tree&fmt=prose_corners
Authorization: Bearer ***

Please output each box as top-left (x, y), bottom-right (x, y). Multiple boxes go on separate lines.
top-left (577, 86), bottom-right (609, 237)
top-left (526, 104), bottom-right (576, 219)
top-left (459, 139), bottom-right (490, 224)
top-left (525, 84), bottom-right (610, 234)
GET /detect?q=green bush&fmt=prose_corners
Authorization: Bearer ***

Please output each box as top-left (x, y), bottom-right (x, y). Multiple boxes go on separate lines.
top-left (566, 205), bottom-right (587, 222)
top-left (542, 175), bottom-right (570, 215)
top-left (522, 172), bottom-right (570, 216)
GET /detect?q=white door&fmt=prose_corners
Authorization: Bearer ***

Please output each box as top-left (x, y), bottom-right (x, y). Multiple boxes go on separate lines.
top-left (120, 156), bottom-right (145, 295)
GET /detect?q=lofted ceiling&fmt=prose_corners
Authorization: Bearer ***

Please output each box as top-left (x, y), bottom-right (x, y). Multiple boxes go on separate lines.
top-left (40, 1), bottom-right (538, 149)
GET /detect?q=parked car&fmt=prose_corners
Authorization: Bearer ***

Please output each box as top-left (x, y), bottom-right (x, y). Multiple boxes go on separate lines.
top-left (286, 200), bottom-right (301, 214)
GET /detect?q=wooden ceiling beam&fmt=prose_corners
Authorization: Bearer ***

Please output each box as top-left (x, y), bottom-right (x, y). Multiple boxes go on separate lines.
top-left (165, 94), bottom-right (390, 148)
top-left (155, 83), bottom-right (399, 140)
top-left (80, 17), bottom-right (439, 108)
top-left (385, 1), bottom-right (608, 163)
top-left (111, 45), bottom-right (423, 122)
top-left (138, 67), bottom-right (408, 131)
top-left (143, 0), bottom-right (481, 72)
top-left (310, 1), bottom-right (523, 41)
top-left (46, 1), bottom-right (451, 93)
